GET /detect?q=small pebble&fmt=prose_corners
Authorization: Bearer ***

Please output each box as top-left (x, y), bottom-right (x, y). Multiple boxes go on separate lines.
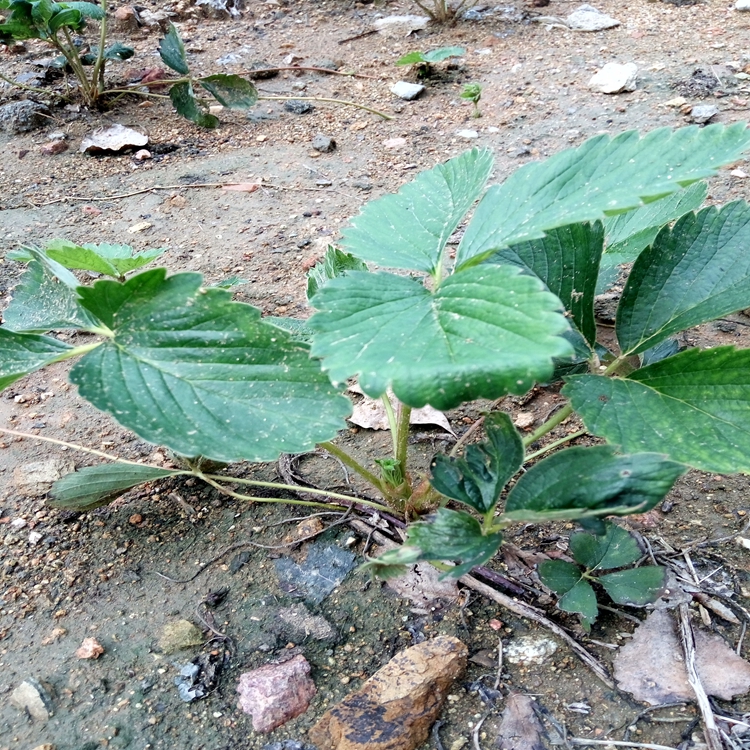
top-left (311, 134), bottom-right (336, 153)
top-left (284, 100), bottom-right (314, 115)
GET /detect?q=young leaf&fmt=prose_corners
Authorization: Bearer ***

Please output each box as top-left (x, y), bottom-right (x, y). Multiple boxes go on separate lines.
top-left (424, 45), bottom-right (465, 62)
top-left (3, 260), bottom-right (99, 332)
top-left (599, 181), bottom-right (707, 292)
top-left (617, 202), bottom-right (750, 355)
top-left (169, 81), bottom-right (219, 128)
top-left (398, 507), bottom-right (504, 578)
top-left (569, 523), bottom-right (642, 571)
top-left (61, 1), bottom-right (104, 19)
top-left (69, 269), bottom-right (351, 463)
top-left (40, 240), bottom-right (165, 277)
top-left (159, 22), bottom-right (189, 75)
top-left (103, 42), bottom-right (135, 61)
top-left (488, 221), bottom-right (603, 346)
top-left (341, 148), bottom-right (494, 274)
top-left (538, 559), bottom-right (598, 629)
top-left (48, 7), bottom-right (82, 33)
top-left (306, 246), bottom-right (368, 300)
top-left (0, 327), bottom-right (74, 390)
top-left (598, 566), bottom-right (667, 606)
top-left (430, 412), bottom-right (523, 513)
top-left (504, 446), bottom-right (686, 520)
top-left (457, 124), bottom-right (750, 269)
top-left (199, 74), bottom-right (257, 109)
top-left (564, 346), bottom-right (750, 474)
top-left (395, 51), bottom-right (426, 66)
top-left (49, 463), bottom-right (181, 511)
top-left (31, 0), bottom-right (54, 28)
top-left (309, 266), bottom-right (572, 411)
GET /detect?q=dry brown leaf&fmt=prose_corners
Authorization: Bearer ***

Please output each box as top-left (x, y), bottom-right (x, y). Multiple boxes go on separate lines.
top-left (347, 385), bottom-right (454, 434)
top-left (614, 609), bottom-right (750, 704)
top-left (222, 183), bottom-right (260, 193)
top-left (496, 693), bottom-right (547, 750)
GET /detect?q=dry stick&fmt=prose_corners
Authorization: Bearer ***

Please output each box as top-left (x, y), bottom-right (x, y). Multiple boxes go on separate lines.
top-left (244, 65), bottom-right (380, 79)
top-left (28, 180), bottom-right (333, 207)
top-left (460, 574), bottom-right (615, 689)
top-left (338, 29), bottom-right (379, 44)
top-left (677, 603), bottom-right (723, 750)
top-left (568, 740), bottom-right (679, 750)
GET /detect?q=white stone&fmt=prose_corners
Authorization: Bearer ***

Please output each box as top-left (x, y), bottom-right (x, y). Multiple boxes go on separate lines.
top-left (12, 458), bottom-right (74, 497)
top-left (373, 15), bottom-right (430, 36)
top-left (735, 0), bottom-right (750, 11)
top-left (567, 4), bottom-right (620, 31)
top-left (456, 129), bottom-right (479, 139)
top-left (390, 81), bottom-right (425, 100)
top-left (504, 636), bottom-right (558, 665)
top-left (589, 63), bottom-right (638, 94)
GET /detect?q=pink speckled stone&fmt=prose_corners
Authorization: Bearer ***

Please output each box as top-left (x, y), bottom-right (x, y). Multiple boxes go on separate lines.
top-left (237, 654), bottom-right (316, 732)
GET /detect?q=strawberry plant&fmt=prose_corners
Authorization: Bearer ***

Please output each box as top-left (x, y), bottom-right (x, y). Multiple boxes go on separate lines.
top-left (3, 124), bottom-right (750, 612)
top-left (538, 522), bottom-right (666, 630)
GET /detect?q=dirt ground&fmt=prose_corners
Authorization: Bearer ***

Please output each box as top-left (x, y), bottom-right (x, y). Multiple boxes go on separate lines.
top-left (1, 0), bottom-right (750, 749)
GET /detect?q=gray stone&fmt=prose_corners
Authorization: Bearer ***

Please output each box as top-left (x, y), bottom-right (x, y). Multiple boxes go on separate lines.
top-left (390, 81), bottom-right (426, 101)
top-left (566, 4), bottom-right (620, 31)
top-left (589, 62), bottom-right (638, 94)
top-left (10, 679), bottom-right (54, 721)
top-left (274, 542), bottom-right (356, 604)
top-left (237, 655), bottom-right (316, 732)
top-left (12, 458), bottom-right (74, 497)
top-left (273, 604), bottom-right (337, 642)
top-left (312, 134), bottom-right (336, 153)
top-left (691, 104), bottom-right (719, 124)
top-left (309, 59), bottom-right (340, 71)
top-left (0, 100), bottom-right (51, 134)
top-left (284, 100), bottom-right (314, 115)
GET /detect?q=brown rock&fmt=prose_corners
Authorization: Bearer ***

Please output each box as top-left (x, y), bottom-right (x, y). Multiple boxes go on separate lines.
top-left (41, 139), bottom-right (68, 156)
top-left (76, 637), bottom-right (104, 659)
top-left (112, 5), bottom-right (140, 32)
top-left (237, 654), bottom-right (316, 732)
top-left (309, 635), bottom-right (467, 750)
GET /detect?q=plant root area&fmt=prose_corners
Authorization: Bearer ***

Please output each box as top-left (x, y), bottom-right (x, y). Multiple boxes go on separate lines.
top-left (1, 1), bottom-right (750, 748)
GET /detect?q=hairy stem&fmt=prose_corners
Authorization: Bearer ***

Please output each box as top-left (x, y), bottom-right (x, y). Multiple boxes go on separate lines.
top-left (91, 0), bottom-right (109, 92)
top-left (381, 395), bottom-right (399, 458)
top-left (51, 340), bottom-right (104, 363)
top-left (395, 404), bottom-right (412, 473)
top-left (0, 72), bottom-right (52, 95)
top-left (200, 473), bottom-right (391, 513)
top-left (58, 29), bottom-right (93, 102)
top-left (524, 429), bottom-right (586, 462)
top-left (318, 441), bottom-right (387, 495)
top-left (522, 404), bottom-right (574, 447)
top-left (258, 95), bottom-right (392, 120)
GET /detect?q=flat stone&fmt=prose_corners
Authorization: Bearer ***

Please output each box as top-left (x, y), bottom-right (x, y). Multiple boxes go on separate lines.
top-left (237, 654), bottom-right (316, 732)
top-left (274, 542), bottom-right (356, 604)
top-left (390, 81), bottom-right (425, 101)
top-left (273, 604), bottom-right (337, 642)
top-left (284, 100), bottom-right (314, 115)
top-left (10, 679), bottom-right (54, 721)
top-left (736, 0), bottom-right (750, 10)
top-left (691, 104), bottom-right (719, 124)
top-left (0, 100), bottom-right (51, 134)
top-left (566, 4), bottom-right (620, 30)
top-left (12, 458), bottom-right (74, 497)
top-left (312, 134), bottom-right (336, 153)
top-left (158, 619), bottom-right (203, 654)
top-left (504, 636), bottom-right (558, 665)
top-left (589, 62), bottom-right (638, 94)
top-left (456, 129), bottom-right (479, 139)
top-left (309, 635), bottom-right (467, 750)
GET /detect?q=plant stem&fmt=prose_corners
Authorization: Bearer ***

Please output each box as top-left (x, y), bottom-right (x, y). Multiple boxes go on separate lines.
top-left (51, 341), bottom-right (104, 363)
top-left (318, 441), bottom-right (387, 495)
top-left (381, 395), bottom-right (399, 458)
top-left (524, 429), bottom-right (586, 461)
top-left (91, 0), bottom-right (109, 92)
top-left (196, 472), bottom-right (348, 510)
top-left (522, 403), bottom-right (574, 447)
top-left (601, 354), bottom-right (630, 376)
top-left (200, 473), bottom-right (391, 513)
top-left (58, 29), bottom-right (93, 102)
top-left (258, 95), bottom-right (393, 120)
top-left (0, 72), bottom-right (53, 96)
top-left (101, 90), bottom-right (173, 100)
top-left (395, 404), bottom-right (412, 471)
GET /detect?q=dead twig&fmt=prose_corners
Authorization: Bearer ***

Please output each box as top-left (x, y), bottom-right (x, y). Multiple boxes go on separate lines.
top-left (460, 574), bottom-right (615, 689)
top-left (677, 603), bottom-right (723, 750)
top-left (568, 740), bottom-right (680, 750)
top-left (338, 29), bottom-right (379, 44)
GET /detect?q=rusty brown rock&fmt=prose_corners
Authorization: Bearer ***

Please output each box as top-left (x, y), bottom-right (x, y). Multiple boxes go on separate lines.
top-left (237, 654), bottom-right (316, 733)
top-left (309, 635), bottom-right (467, 750)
